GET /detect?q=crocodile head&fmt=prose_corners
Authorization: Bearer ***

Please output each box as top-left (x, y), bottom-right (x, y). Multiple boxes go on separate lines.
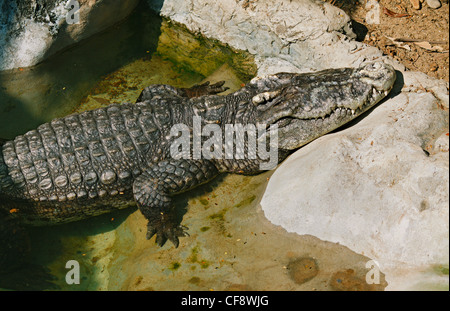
top-left (252, 61), bottom-right (396, 150)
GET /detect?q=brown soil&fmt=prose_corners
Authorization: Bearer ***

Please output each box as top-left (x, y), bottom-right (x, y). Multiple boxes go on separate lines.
top-left (332, 0), bottom-right (449, 81)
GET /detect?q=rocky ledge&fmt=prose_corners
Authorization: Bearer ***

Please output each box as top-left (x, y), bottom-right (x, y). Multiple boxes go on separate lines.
top-left (0, 0), bottom-right (139, 70)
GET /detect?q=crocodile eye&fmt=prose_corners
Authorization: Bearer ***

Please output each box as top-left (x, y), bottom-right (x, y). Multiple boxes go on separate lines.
top-left (365, 61), bottom-right (382, 71)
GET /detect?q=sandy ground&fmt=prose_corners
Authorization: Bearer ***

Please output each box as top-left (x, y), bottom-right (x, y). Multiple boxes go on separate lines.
top-left (334, 0), bottom-right (449, 81)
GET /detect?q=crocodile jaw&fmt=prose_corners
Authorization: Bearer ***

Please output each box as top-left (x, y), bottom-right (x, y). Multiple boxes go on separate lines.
top-left (256, 61), bottom-right (396, 150)
top-left (276, 85), bottom-right (392, 150)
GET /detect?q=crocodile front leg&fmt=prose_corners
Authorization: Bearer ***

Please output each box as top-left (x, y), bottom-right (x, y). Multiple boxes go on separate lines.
top-left (180, 81), bottom-right (229, 98)
top-left (133, 159), bottom-right (219, 247)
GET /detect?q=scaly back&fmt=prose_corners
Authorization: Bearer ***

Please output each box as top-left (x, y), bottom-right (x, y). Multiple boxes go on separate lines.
top-left (0, 101), bottom-right (175, 203)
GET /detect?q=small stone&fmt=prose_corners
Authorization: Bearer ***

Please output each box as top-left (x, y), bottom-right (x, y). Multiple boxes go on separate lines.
top-left (426, 0), bottom-right (442, 8)
top-left (330, 269), bottom-right (376, 291)
top-left (410, 0), bottom-right (421, 9)
top-left (287, 257), bottom-right (319, 285)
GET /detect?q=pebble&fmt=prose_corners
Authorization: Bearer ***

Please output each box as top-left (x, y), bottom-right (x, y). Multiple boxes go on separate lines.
top-left (410, 0), bottom-right (421, 10)
top-left (430, 63), bottom-right (439, 72)
top-left (287, 257), bottom-right (319, 285)
top-left (426, 0), bottom-right (442, 9)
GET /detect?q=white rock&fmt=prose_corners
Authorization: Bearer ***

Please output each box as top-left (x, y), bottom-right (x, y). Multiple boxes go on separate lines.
top-left (0, 0), bottom-right (140, 70)
top-left (426, 0), bottom-right (442, 9)
top-left (157, 0), bottom-right (378, 72)
top-left (260, 90), bottom-right (449, 290)
top-left (365, 0), bottom-right (381, 25)
top-left (433, 132), bottom-right (449, 154)
top-left (1, 19), bottom-right (53, 70)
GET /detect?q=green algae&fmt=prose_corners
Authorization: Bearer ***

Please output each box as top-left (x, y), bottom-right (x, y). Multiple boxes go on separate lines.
top-left (200, 261), bottom-right (211, 269)
top-left (168, 262), bottom-right (182, 271)
top-left (188, 245), bottom-right (211, 269)
top-left (200, 226), bottom-right (211, 232)
top-left (188, 246), bottom-right (200, 263)
top-left (156, 19), bottom-right (257, 82)
top-left (208, 209), bottom-right (227, 222)
top-left (235, 195), bottom-right (256, 208)
top-left (433, 264), bottom-right (449, 276)
top-left (188, 276), bottom-right (201, 284)
top-left (199, 198), bottom-right (210, 206)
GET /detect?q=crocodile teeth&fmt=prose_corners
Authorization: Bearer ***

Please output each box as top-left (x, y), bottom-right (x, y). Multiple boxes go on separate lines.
top-left (252, 90), bottom-right (281, 105)
top-left (250, 76), bottom-right (264, 85)
top-left (252, 93), bottom-right (265, 105)
top-left (351, 110), bottom-right (355, 115)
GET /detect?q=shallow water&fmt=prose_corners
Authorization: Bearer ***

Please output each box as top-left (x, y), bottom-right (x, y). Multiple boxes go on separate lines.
top-left (0, 5), bottom-right (162, 138)
top-left (0, 4), bottom-right (385, 291)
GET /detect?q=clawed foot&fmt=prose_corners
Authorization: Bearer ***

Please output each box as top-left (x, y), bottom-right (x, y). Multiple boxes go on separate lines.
top-left (146, 215), bottom-right (189, 248)
top-left (182, 81), bottom-right (229, 98)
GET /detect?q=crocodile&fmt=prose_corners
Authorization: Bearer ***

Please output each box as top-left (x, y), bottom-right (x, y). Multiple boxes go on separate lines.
top-left (0, 61), bottom-right (396, 270)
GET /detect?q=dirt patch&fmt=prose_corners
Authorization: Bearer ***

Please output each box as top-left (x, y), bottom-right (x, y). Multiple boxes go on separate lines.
top-left (330, 268), bottom-right (386, 291)
top-left (287, 257), bottom-right (320, 285)
top-left (332, 0), bottom-right (449, 81)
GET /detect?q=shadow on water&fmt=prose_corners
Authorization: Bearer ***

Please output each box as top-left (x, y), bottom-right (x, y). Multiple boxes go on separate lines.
top-left (25, 207), bottom-right (135, 290)
top-left (0, 1), bottom-right (165, 290)
top-left (172, 174), bottom-right (227, 227)
top-left (0, 1), bottom-right (162, 138)
top-left (0, 206), bottom-right (134, 291)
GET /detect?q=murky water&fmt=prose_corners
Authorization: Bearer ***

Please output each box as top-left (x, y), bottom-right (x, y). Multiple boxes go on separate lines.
top-left (0, 4), bottom-right (256, 139)
top-left (0, 4), bottom-right (384, 291)
top-left (0, 5), bottom-right (161, 138)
